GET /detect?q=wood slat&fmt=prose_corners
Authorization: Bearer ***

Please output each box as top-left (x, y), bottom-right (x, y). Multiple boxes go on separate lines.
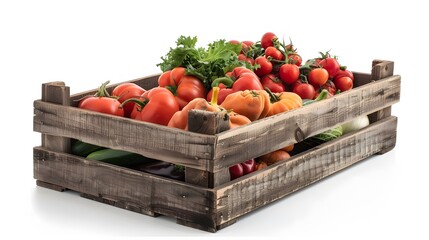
top-left (33, 102), bottom-right (216, 170)
top-left (213, 74), bottom-right (400, 171)
top-left (41, 82), bottom-right (71, 153)
top-left (33, 147), bottom-right (219, 230)
top-left (368, 60), bottom-right (395, 124)
top-left (213, 116), bottom-right (398, 225)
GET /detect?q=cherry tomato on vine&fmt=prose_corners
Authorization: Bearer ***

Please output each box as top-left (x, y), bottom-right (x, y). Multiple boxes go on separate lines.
top-left (308, 68), bottom-right (329, 87)
top-left (293, 82), bottom-right (316, 100)
top-left (265, 46), bottom-right (283, 61)
top-left (319, 57), bottom-right (340, 79)
top-left (279, 63), bottom-right (300, 84)
top-left (261, 32), bottom-right (278, 49)
top-left (288, 53), bottom-right (302, 66)
top-left (320, 80), bottom-right (337, 95)
top-left (334, 67), bottom-right (354, 81)
top-left (334, 76), bottom-right (353, 92)
top-left (238, 53), bottom-right (255, 65)
top-left (254, 56), bottom-right (273, 77)
top-left (243, 40), bottom-right (254, 47)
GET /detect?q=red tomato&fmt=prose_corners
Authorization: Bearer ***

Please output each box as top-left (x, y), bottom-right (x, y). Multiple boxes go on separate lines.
top-left (293, 82), bottom-right (316, 100)
top-left (334, 68), bottom-right (354, 81)
top-left (238, 53), bottom-right (255, 65)
top-left (319, 57), bottom-right (340, 79)
top-left (334, 76), bottom-right (353, 92)
top-left (279, 63), bottom-right (300, 84)
top-left (288, 53), bottom-right (302, 66)
top-left (261, 74), bottom-right (285, 93)
top-left (243, 40), bottom-right (254, 47)
top-left (261, 32), bottom-right (277, 49)
top-left (254, 56), bottom-right (273, 77)
top-left (132, 87), bottom-right (180, 126)
top-left (158, 67), bottom-right (207, 109)
top-left (265, 46), bottom-right (283, 60)
top-left (79, 97), bottom-right (124, 117)
top-left (320, 80), bottom-right (337, 95)
top-left (112, 83), bottom-right (146, 118)
top-left (308, 68), bottom-right (329, 87)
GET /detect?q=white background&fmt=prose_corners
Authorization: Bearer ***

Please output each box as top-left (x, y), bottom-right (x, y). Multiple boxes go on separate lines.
top-left (1, 0), bottom-right (427, 239)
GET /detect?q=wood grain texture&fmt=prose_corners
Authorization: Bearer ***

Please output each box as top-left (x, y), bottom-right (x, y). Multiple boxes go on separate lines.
top-left (213, 116), bottom-right (397, 225)
top-left (186, 110), bottom-right (231, 187)
top-left (41, 82), bottom-right (71, 153)
top-left (33, 75), bottom-right (400, 172)
top-left (33, 116), bottom-right (398, 232)
top-left (213, 75), bottom-right (400, 171)
top-left (33, 147), bottom-right (219, 229)
top-left (368, 60), bottom-right (395, 124)
top-left (33, 102), bottom-right (216, 170)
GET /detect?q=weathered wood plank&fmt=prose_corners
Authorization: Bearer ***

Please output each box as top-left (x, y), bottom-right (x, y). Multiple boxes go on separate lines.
top-left (353, 72), bottom-right (371, 87)
top-left (213, 116), bottom-right (397, 225)
top-left (368, 60), bottom-right (395, 123)
top-left (213, 74), bottom-right (400, 171)
top-left (33, 102), bottom-right (216, 170)
top-left (41, 82), bottom-right (71, 153)
top-left (36, 180), bottom-right (67, 192)
top-left (186, 110), bottom-right (231, 188)
top-left (33, 147), bottom-right (219, 227)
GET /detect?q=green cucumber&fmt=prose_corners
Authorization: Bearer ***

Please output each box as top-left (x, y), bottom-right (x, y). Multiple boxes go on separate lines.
top-left (71, 140), bottom-right (105, 157)
top-left (86, 148), bottom-right (154, 167)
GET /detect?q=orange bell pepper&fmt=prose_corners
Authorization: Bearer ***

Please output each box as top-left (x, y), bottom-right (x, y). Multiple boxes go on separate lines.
top-left (220, 90), bottom-right (270, 121)
top-left (265, 89), bottom-right (303, 117)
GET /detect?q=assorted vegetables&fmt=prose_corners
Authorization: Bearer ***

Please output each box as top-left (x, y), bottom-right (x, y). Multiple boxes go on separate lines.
top-left (75, 32), bottom-right (372, 182)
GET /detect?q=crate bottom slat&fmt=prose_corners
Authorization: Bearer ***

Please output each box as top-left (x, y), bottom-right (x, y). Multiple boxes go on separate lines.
top-left (34, 116), bottom-right (398, 232)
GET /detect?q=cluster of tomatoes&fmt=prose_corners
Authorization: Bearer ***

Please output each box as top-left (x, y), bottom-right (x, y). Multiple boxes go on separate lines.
top-left (230, 32), bottom-right (354, 100)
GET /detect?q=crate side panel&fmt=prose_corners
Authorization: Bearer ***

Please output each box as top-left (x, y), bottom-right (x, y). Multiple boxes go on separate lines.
top-left (214, 75), bottom-right (400, 170)
top-left (33, 102), bottom-right (215, 170)
top-left (214, 116), bottom-right (397, 225)
top-left (33, 147), bottom-right (218, 226)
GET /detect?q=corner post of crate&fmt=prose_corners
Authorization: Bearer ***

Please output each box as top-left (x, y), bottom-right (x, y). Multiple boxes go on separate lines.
top-left (369, 60), bottom-right (397, 154)
top-left (368, 60), bottom-right (394, 123)
top-left (36, 81), bottom-right (71, 191)
top-left (186, 109), bottom-right (231, 188)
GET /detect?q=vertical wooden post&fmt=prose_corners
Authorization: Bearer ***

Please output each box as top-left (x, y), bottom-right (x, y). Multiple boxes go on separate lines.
top-left (368, 60), bottom-right (397, 154)
top-left (41, 82), bottom-right (71, 152)
top-left (368, 60), bottom-right (394, 123)
top-left (186, 109), bottom-right (231, 188)
top-left (37, 81), bottom-right (71, 191)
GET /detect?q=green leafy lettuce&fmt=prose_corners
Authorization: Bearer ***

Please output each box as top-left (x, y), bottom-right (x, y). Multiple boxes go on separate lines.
top-left (157, 36), bottom-right (244, 90)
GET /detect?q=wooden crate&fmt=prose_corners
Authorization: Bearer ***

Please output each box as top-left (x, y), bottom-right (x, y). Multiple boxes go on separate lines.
top-left (33, 60), bottom-right (400, 232)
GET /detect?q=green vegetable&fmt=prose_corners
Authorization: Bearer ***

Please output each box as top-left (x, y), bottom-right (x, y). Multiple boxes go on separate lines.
top-left (86, 149), bottom-right (154, 167)
top-left (311, 125), bottom-right (343, 142)
top-left (71, 140), bottom-right (105, 157)
top-left (303, 89), bottom-right (329, 106)
top-left (290, 125), bottom-right (343, 155)
top-left (157, 36), bottom-right (244, 90)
